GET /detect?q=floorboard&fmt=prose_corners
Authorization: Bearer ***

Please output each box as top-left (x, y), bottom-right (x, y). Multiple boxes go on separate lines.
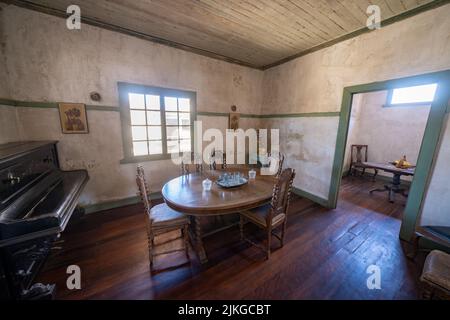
top-left (37, 176), bottom-right (423, 299)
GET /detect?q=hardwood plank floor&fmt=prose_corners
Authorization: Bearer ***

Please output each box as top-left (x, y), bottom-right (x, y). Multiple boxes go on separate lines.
top-left (37, 176), bottom-right (423, 299)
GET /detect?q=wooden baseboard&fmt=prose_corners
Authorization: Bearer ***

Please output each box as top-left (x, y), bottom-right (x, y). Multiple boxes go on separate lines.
top-left (292, 187), bottom-right (329, 208)
top-left (82, 192), bottom-right (162, 214)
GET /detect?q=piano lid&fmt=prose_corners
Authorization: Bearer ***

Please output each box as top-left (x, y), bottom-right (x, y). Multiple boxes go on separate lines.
top-left (0, 141), bottom-right (88, 248)
top-left (0, 141), bottom-right (58, 162)
top-left (0, 170), bottom-right (89, 247)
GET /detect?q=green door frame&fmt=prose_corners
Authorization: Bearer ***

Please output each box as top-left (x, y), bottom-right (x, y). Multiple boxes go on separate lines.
top-left (328, 70), bottom-right (450, 242)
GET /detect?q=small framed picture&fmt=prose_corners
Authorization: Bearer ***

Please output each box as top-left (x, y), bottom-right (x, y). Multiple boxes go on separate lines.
top-left (58, 103), bottom-right (89, 134)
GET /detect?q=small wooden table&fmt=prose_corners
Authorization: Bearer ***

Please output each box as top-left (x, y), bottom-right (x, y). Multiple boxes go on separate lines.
top-left (363, 161), bottom-right (415, 203)
top-left (162, 168), bottom-right (276, 263)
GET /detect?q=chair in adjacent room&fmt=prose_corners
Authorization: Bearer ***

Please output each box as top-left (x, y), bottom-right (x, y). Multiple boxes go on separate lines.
top-left (348, 144), bottom-right (378, 180)
top-left (136, 166), bottom-right (190, 270)
top-left (239, 168), bottom-right (296, 259)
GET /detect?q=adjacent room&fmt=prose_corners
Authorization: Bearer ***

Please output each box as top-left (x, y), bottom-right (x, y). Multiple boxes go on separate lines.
top-left (342, 84), bottom-right (434, 218)
top-left (1, 0), bottom-right (450, 302)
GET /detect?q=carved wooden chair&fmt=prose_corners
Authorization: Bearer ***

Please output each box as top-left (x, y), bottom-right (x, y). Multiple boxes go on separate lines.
top-left (181, 152), bottom-right (203, 175)
top-left (348, 144), bottom-right (378, 180)
top-left (239, 168), bottom-right (296, 259)
top-left (136, 166), bottom-right (190, 270)
top-left (268, 152), bottom-right (285, 177)
top-left (209, 148), bottom-right (227, 170)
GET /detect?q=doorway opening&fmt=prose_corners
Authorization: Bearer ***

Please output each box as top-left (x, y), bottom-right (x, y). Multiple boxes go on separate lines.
top-left (341, 87), bottom-right (432, 220)
top-left (328, 70), bottom-right (450, 242)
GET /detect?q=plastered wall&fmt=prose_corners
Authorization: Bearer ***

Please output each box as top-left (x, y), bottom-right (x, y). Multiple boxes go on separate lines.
top-left (0, 5), bottom-right (263, 206)
top-left (0, 105), bottom-right (21, 144)
top-left (261, 4), bottom-right (450, 200)
top-left (260, 117), bottom-right (339, 199)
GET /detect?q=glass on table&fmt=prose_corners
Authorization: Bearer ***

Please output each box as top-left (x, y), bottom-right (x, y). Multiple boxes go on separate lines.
top-left (202, 178), bottom-right (212, 191)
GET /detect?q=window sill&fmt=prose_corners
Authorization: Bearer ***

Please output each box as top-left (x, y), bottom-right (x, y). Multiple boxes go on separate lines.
top-left (120, 154), bottom-right (174, 164)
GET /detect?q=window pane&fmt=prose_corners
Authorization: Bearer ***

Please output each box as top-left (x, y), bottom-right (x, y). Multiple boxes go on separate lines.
top-left (131, 126), bottom-right (147, 141)
top-left (178, 98), bottom-right (190, 112)
top-left (165, 112), bottom-right (178, 125)
top-left (130, 110), bottom-right (146, 125)
top-left (149, 141), bottom-right (163, 155)
top-left (147, 126), bottom-right (162, 140)
top-left (179, 126), bottom-right (191, 139)
top-left (147, 111), bottom-right (161, 125)
top-left (167, 140), bottom-right (180, 153)
top-left (146, 95), bottom-right (160, 110)
top-left (133, 141), bottom-right (148, 156)
top-left (179, 112), bottom-right (190, 126)
top-left (180, 139), bottom-right (191, 152)
top-left (391, 83), bottom-right (437, 104)
top-left (165, 97), bottom-right (178, 111)
top-left (129, 93), bottom-right (145, 109)
top-left (166, 126), bottom-right (179, 140)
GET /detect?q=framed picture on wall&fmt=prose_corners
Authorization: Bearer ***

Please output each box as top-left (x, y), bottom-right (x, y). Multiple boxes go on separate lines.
top-left (58, 103), bottom-right (89, 134)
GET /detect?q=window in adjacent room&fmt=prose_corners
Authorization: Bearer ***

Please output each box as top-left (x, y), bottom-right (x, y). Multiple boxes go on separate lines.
top-left (118, 83), bottom-right (196, 162)
top-left (386, 83), bottom-right (438, 107)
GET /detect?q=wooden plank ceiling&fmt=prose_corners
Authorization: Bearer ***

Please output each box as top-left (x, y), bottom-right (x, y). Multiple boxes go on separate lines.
top-left (10, 0), bottom-right (441, 69)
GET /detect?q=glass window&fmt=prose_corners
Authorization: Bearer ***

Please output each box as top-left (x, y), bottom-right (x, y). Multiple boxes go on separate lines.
top-left (120, 84), bottom-right (195, 158)
top-left (390, 83), bottom-right (438, 105)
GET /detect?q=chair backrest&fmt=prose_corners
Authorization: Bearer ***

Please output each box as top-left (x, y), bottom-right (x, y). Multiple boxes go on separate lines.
top-left (350, 144), bottom-right (368, 164)
top-left (268, 152), bottom-right (285, 177)
top-left (209, 148), bottom-right (227, 170)
top-left (268, 168), bottom-right (296, 224)
top-left (136, 166), bottom-right (152, 216)
top-left (181, 152), bottom-right (203, 174)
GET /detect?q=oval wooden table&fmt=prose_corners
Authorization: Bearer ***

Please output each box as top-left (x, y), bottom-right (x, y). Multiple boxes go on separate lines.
top-left (162, 168), bottom-right (276, 263)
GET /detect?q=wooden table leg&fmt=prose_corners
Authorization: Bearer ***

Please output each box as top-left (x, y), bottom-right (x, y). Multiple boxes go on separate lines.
top-left (193, 216), bottom-right (208, 264)
top-left (370, 173), bottom-right (408, 203)
top-left (369, 185), bottom-right (389, 195)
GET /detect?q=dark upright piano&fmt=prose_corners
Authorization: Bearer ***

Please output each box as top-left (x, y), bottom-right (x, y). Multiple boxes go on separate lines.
top-left (0, 141), bottom-right (89, 299)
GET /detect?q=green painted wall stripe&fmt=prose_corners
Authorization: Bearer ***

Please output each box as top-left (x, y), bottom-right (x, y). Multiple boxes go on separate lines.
top-left (198, 111), bottom-right (340, 118)
top-left (196, 111), bottom-right (229, 117)
top-left (83, 192), bottom-right (162, 214)
top-left (292, 187), bottom-right (329, 208)
top-left (2, 98), bottom-right (340, 118)
top-left (86, 105), bottom-right (119, 111)
top-left (0, 98), bottom-right (118, 111)
top-left (0, 98), bottom-right (59, 108)
top-left (258, 112), bottom-right (340, 118)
